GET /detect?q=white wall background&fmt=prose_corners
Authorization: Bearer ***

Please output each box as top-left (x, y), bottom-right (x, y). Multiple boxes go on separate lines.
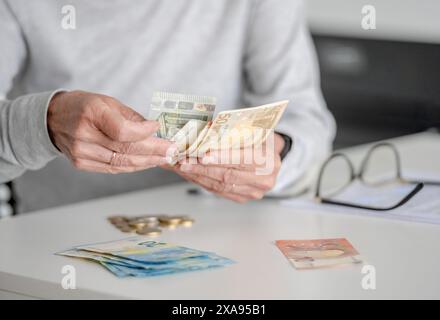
top-left (307, 0), bottom-right (440, 44)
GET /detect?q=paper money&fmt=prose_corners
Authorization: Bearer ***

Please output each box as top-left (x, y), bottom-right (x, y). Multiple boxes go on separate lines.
top-left (149, 91), bottom-right (288, 164)
top-left (57, 237), bottom-right (234, 277)
top-left (275, 238), bottom-right (363, 270)
top-left (193, 100), bottom-right (288, 157)
top-left (149, 92), bottom-right (216, 139)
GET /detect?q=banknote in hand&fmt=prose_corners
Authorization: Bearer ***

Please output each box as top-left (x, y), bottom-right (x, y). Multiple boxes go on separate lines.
top-left (149, 91), bottom-right (216, 140)
top-left (149, 91), bottom-right (288, 164)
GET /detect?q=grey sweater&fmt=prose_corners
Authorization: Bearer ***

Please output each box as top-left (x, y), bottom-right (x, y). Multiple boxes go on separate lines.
top-left (0, 0), bottom-right (335, 201)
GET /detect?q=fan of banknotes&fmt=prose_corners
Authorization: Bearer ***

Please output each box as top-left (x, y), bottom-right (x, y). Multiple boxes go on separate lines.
top-left (57, 237), bottom-right (234, 277)
top-left (149, 92), bottom-right (288, 163)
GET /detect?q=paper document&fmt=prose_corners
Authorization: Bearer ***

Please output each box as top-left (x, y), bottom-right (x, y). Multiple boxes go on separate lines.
top-left (282, 171), bottom-right (440, 225)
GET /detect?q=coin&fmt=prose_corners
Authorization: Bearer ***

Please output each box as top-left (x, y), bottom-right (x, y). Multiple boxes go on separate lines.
top-left (137, 216), bottom-right (159, 223)
top-left (108, 216), bottom-right (126, 224)
top-left (119, 225), bottom-right (135, 233)
top-left (136, 227), bottom-right (162, 237)
top-left (144, 221), bottom-right (160, 228)
top-left (160, 223), bottom-right (177, 230)
top-left (180, 218), bottom-right (194, 227)
top-left (108, 214), bottom-right (193, 233)
top-left (128, 221), bottom-right (148, 229)
top-left (159, 216), bottom-right (182, 225)
top-left (113, 220), bottom-right (129, 227)
top-left (129, 218), bottom-right (159, 229)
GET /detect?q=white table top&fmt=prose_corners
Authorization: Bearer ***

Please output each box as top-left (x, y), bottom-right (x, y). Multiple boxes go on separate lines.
top-left (1, 131), bottom-right (439, 299)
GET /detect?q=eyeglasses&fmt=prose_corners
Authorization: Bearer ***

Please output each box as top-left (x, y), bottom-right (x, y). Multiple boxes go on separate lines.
top-left (315, 142), bottom-right (440, 211)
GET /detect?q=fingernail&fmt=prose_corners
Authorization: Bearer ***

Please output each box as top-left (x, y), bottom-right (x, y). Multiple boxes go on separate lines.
top-left (180, 164), bottom-right (192, 172)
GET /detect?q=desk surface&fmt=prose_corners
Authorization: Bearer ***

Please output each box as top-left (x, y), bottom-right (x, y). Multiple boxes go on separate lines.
top-left (1, 132), bottom-right (439, 299)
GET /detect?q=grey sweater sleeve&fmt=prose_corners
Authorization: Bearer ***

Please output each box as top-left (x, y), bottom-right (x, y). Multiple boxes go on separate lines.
top-left (0, 1), bottom-right (61, 183)
top-left (243, 0), bottom-right (336, 196)
top-left (0, 92), bottom-right (62, 183)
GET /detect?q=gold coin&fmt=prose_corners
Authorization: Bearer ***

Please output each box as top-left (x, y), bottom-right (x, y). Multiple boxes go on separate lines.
top-left (113, 221), bottom-right (127, 228)
top-left (159, 216), bottom-right (182, 225)
top-left (108, 216), bottom-right (126, 224)
top-left (129, 216), bottom-right (158, 223)
top-left (160, 222), bottom-right (177, 230)
top-left (180, 218), bottom-right (194, 227)
top-left (119, 225), bottom-right (135, 233)
top-left (128, 221), bottom-right (147, 229)
top-left (137, 216), bottom-right (159, 223)
top-left (136, 227), bottom-right (162, 237)
top-left (144, 221), bottom-right (160, 228)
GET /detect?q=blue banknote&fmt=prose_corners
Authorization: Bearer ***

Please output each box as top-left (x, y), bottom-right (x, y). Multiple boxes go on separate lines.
top-left (57, 237), bottom-right (234, 277)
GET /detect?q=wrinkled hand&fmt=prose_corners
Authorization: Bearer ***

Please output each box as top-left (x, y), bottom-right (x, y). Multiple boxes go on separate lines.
top-left (47, 90), bottom-right (176, 173)
top-left (166, 133), bottom-right (285, 203)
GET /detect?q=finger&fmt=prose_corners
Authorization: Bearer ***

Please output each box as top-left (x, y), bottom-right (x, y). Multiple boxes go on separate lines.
top-left (200, 148), bottom-right (272, 170)
top-left (71, 158), bottom-right (155, 174)
top-left (80, 128), bottom-right (176, 157)
top-left (180, 163), bottom-right (253, 184)
top-left (97, 106), bottom-right (160, 142)
top-left (109, 152), bottom-right (168, 167)
top-left (177, 171), bottom-right (201, 184)
top-left (187, 174), bottom-right (265, 200)
top-left (98, 95), bottom-right (146, 122)
top-left (223, 183), bottom-right (265, 200)
top-left (130, 137), bottom-right (177, 158)
top-left (69, 139), bottom-right (170, 168)
top-left (69, 141), bottom-right (114, 163)
top-left (217, 192), bottom-right (250, 204)
top-left (179, 163), bottom-right (275, 191)
top-left (180, 171), bottom-right (257, 199)
top-left (179, 172), bottom-right (250, 203)
top-left (118, 104), bottom-right (145, 122)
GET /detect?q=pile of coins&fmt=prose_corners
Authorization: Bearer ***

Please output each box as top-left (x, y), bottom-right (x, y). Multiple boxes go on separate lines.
top-left (107, 215), bottom-right (195, 237)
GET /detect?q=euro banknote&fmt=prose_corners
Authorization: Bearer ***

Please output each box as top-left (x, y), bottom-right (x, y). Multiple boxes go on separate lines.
top-left (149, 91), bottom-right (216, 140)
top-left (57, 237), bottom-right (234, 277)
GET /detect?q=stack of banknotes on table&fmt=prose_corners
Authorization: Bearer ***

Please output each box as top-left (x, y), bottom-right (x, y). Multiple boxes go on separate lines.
top-left (57, 237), bottom-right (234, 277)
top-left (149, 91), bottom-right (288, 163)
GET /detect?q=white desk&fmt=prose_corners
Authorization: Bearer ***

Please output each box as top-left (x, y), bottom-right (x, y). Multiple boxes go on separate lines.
top-left (1, 132), bottom-right (439, 299)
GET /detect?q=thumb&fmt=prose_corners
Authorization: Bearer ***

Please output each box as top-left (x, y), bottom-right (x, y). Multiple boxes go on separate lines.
top-left (118, 104), bottom-right (146, 122)
top-left (97, 106), bottom-right (160, 142)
